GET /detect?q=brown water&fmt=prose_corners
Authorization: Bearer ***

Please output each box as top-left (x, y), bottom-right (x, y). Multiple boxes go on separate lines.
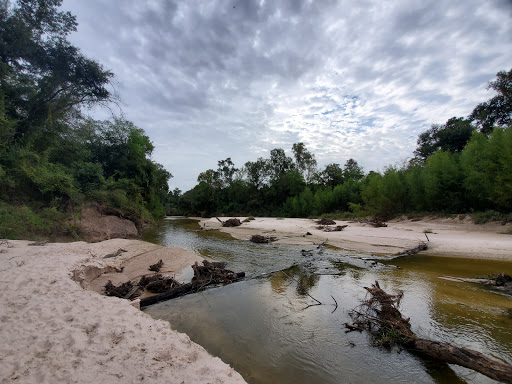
top-left (142, 218), bottom-right (512, 384)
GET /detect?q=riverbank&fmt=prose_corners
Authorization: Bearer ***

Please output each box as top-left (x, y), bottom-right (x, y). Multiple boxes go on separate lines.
top-left (0, 239), bottom-right (246, 384)
top-left (199, 216), bottom-right (512, 260)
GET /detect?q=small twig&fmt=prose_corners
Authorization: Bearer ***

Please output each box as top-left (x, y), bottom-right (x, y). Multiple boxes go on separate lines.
top-left (424, 233), bottom-right (430, 242)
top-left (331, 295), bottom-right (338, 313)
top-left (281, 270), bottom-right (323, 308)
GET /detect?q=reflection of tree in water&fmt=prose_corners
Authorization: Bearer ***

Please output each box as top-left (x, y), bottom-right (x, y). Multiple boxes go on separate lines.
top-left (330, 261), bottom-right (365, 282)
top-left (270, 265), bottom-right (319, 296)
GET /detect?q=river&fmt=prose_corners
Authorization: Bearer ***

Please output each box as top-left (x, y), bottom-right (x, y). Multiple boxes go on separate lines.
top-left (142, 217), bottom-right (512, 384)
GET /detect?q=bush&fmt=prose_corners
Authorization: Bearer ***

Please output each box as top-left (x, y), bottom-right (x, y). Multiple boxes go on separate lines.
top-left (0, 203), bottom-right (69, 239)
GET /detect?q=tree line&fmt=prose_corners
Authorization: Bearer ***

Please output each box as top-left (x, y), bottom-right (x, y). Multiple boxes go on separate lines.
top-left (0, 0), bottom-right (171, 238)
top-left (175, 68), bottom-right (512, 219)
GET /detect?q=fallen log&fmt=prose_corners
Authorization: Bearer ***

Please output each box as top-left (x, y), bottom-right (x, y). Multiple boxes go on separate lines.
top-left (139, 260), bottom-right (245, 308)
top-left (140, 282), bottom-right (195, 307)
top-left (103, 248), bottom-right (127, 259)
top-left (348, 281), bottom-right (512, 383)
top-left (396, 242), bottom-right (428, 256)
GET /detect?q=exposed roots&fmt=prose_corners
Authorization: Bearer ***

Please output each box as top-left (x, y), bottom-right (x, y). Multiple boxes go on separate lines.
top-left (347, 281), bottom-right (512, 383)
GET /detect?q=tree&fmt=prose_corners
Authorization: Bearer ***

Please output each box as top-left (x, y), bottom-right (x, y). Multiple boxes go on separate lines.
top-left (316, 163), bottom-right (344, 188)
top-left (244, 157), bottom-right (269, 189)
top-left (343, 158), bottom-right (364, 181)
top-left (414, 118), bottom-right (474, 161)
top-left (0, 0), bottom-right (114, 142)
top-left (268, 148), bottom-right (294, 181)
top-left (423, 151), bottom-right (463, 211)
top-left (216, 157), bottom-right (237, 188)
top-left (470, 68), bottom-right (512, 135)
top-left (292, 142), bottom-right (317, 183)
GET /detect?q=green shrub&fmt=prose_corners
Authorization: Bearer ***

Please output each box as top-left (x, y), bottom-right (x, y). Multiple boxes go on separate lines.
top-left (0, 203), bottom-right (69, 239)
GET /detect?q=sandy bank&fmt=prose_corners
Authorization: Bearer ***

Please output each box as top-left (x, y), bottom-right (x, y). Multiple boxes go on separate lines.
top-left (0, 239), bottom-right (246, 384)
top-left (200, 216), bottom-right (512, 260)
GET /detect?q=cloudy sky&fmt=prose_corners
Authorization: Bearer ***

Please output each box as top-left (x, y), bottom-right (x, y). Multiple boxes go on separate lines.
top-left (62, 0), bottom-right (512, 191)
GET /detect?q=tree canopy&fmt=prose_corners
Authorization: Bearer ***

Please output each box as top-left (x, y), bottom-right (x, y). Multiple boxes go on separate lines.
top-left (0, 0), bottom-right (171, 239)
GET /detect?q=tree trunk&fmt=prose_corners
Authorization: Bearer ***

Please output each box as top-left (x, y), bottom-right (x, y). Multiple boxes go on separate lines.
top-left (411, 338), bottom-right (512, 383)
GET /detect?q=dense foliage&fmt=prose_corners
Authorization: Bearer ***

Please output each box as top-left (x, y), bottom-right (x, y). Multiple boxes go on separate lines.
top-left (176, 69), bottom-right (512, 219)
top-left (0, 0), bottom-right (171, 239)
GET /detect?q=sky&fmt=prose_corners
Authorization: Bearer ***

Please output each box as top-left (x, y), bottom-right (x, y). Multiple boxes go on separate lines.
top-left (62, 0), bottom-right (512, 192)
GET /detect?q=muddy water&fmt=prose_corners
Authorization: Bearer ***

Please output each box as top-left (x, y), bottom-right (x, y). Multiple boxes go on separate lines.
top-left (142, 218), bottom-right (512, 384)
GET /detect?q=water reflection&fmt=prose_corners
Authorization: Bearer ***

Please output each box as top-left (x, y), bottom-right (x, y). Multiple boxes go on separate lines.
top-left (142, 218), bottom-right (512, 384)
top-left (271, 266), bottom-right (320, 296)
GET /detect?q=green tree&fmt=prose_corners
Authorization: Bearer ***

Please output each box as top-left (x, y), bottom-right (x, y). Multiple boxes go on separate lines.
top-left (343, 158), bottom-right (364, 181)
top-left (414, 118), bottom-right (474, 161)
top-left (470, 68), bottom-right (512, 135)
top-left (292, 142), bottom-right (317, 183)
top-left (268, 148), bottom-right (295, 182)
top-left (0, 0), bottom-right (114, 143)
top-left (316, 163), bottom-right (344, 188)
top-left (244, 157), bottom-right (269, 189)
top-left (216, 157), bottom-right (237, 188)
top-left (423, 151), bottom-right (463, 211)
top-left (361, 168), bottom-right (408, 218)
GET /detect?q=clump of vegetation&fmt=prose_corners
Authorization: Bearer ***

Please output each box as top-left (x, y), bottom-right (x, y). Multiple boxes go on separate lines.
top-left (472, 211), bottom-right (512, 224)
top-left (0, 0), bottom-right (172, 239)
top-left (423, 228), bottom-right (433, 234)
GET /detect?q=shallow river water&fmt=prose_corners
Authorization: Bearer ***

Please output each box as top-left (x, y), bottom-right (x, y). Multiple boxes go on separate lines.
top-left (142, 217), bottom-right (512, 384)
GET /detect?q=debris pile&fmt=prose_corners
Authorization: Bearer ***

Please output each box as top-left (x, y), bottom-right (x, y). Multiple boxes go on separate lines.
top-left (346, 281), bottom-right (512, 383)
top-left (221, 218), bottom-right (242, 227)
top-left (317, 225), bottom-right (348, 232)
top-left (139, 274), bottom-right (181, 293)
top-left (148, 259), bottom-right (163, 272)
top-left (250, 235), bottom-right (269, 243)
top-left (315, 218), bottom-right (336, 225)
top-left (103, 259), bottom-right (245, 308)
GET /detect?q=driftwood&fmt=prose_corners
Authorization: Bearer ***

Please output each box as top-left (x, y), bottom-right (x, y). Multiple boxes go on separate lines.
top-left (140, 260), bottom-right (245, 308)
top-left (105, 280), bottom-right (140, 300)
top-left (441, 273), bottom-right (512, 295)
top-left (251, 235), bottom-right (269, 243)
top-left (28, 240), bottom-right (48, 246)
top-left (315, 218), bottom-right (336, 225)
top-left (216, 217), bottom-right (242, 227)
top-left (367, 220), bottom-right (387, 227)
top-left (347, 281), bottom-right (512, 383)
top-left (149, 259), bottom-right (163, 272)
top-left (396, 242), bottom-right (428, 256)
top-left (139, 274), bottom-right (181, 293)
top-left (103, 248), bottom-right (127, 259)
top-left (222, 218), bottom-right (242, 227)
top-left (318, 225), bottom-right (348, 232)
top-left (250, 234), bottom-right (278, 243)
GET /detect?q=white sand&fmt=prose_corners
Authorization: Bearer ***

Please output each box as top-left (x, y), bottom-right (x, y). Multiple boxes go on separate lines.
top-left (0, 239), bottom-right (246, 384)
top-left (200, 216), bottom-right (512, 259)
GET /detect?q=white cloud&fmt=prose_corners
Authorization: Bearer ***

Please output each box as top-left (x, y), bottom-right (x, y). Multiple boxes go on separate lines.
top-left (63, 0), bottom-right (512, 190)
